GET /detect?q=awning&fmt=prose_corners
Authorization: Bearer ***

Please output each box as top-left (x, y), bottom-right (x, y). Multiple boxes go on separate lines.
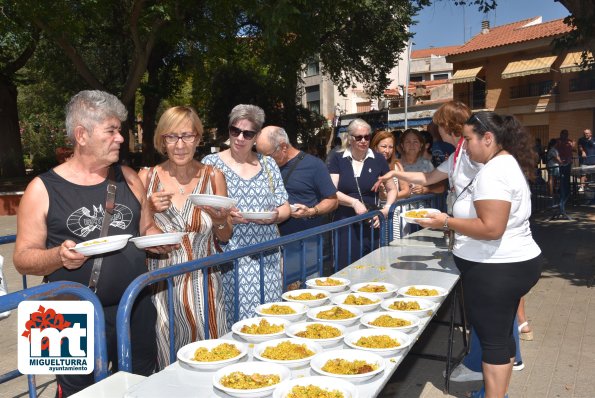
top-left (501, 56), bottom-right (557, 79)
top-left (450, 66), bottom-right (483, 84)
top-left (560, 51), bottom-right (592, 73)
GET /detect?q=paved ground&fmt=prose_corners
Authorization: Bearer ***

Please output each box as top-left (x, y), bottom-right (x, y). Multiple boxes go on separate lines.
top-left (1, 204), bottom-right (594, 397)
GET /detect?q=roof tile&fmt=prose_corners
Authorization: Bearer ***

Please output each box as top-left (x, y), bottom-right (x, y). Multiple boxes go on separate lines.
top-left (411, 45), bottom-right (461, 59)
top-left (448, 16), bottom-right (572, 56)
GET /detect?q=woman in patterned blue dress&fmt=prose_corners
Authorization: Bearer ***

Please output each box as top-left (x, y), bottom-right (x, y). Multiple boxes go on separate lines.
top-left (203, 104), bottom-right (290, 327)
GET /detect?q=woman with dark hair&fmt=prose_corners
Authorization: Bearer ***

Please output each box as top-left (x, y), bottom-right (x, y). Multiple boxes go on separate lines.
top-left (398, 128), bottom-right (445, 196)
top-left (419, 112), bottom-right (543, 398)
top-left (370, 130), bottom-right (410, 238)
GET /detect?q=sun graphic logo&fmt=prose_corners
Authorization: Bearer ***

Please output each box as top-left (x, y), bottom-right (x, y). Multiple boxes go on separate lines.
top-left (18, 301), bottom-right (94, 374)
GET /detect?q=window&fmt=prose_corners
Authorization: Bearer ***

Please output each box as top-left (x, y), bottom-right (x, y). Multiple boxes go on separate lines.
top-left (304, 62), bottom-right (320, 77)
top-left (432, 73), bottom-right (450, 80)
top-left (510, 80), bottom-right (556, 98)
top-left (410, 75), bottom-right (423, 82)
top-left (305, 85), bottom-right (320, 114)
top-left (570, 70), bottom-right (595, 92)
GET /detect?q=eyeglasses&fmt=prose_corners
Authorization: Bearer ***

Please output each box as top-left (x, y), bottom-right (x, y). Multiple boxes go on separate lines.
top-left (351, 134), bottom-right (371, 142)
top-left (163, 133), bottom-right (198, 144)
top-left (265, 145), bottom-right (280, 157)
top-left (468, 114), bottom-right (489, 132)
top-left (229, 125), bottom-right (258, 139)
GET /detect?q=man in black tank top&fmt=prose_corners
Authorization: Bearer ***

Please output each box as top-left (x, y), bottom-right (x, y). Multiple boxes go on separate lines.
top-left (13, 91), bottom-right (176, 397)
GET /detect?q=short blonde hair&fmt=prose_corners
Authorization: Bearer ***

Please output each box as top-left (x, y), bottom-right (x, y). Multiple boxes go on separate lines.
top-left (154, 106), bottom-right (203, 155)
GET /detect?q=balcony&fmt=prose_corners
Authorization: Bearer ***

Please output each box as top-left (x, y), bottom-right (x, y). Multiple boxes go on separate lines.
top-left (510, 80), bottom-right (557, 99)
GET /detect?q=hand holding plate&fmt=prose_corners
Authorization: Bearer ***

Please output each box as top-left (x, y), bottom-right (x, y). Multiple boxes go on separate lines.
top-left (60, 240), bottom-right (87, 270)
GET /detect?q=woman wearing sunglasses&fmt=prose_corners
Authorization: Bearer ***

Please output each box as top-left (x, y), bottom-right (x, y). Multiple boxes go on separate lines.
top-left (138, 106), bottom-right (233, 369)
top-left (327, 118), bottom-right (397, 270)
top-left (203, 104), bottom-right (290, 328)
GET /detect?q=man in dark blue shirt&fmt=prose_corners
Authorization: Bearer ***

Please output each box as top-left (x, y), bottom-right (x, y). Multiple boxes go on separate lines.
top-left (256, 126), bottom-right (338, 282)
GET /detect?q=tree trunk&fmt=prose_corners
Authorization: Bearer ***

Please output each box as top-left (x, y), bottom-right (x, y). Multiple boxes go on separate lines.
top-left (141, 89), bottom-right (160, 167)
top-left (0, 76), bottom-right (26, 178)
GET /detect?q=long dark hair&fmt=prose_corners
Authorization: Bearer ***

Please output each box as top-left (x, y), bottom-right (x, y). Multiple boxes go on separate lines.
top-left (466, 112), bottom-right (537, 181)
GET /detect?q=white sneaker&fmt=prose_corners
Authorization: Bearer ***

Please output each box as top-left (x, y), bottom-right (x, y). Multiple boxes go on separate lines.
top-left (513, 361), bottom-right (525, 371)
top-left (442, 363), bottom-right (483, 382)
top-left (0, 255), bottom-right (11, 320)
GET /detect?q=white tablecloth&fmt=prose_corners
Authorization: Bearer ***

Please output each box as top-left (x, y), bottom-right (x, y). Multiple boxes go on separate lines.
top-left (125, 230), bottom-right (460, 398)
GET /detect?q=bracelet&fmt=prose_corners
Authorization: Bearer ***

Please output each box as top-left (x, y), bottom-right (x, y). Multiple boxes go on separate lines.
top-left (443, 215), bottom-right (450, 231)
top-left (313, 206), bottom-right (319, 216)
top-left (215, 223), bottom-right (226, 230)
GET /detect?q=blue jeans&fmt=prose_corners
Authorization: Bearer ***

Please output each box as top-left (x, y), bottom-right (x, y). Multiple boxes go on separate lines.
top-left (463, 318), bottom-right (522, 372)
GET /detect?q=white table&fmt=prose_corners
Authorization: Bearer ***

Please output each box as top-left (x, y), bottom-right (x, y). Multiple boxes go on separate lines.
top-left (70, 371), bottom-right (146, 398)
top-left (125, 234), bottom-right (460, 398)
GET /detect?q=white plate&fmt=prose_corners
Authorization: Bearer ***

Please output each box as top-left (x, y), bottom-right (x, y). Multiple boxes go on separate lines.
top-left (401, 208), bottom-right (441, 224)
top-left (253, 338), bottom-right (322, 369)
top-left (176, 339), bottom-right (248, 370)
top-left (306, 305), bottom-right (363, 326)
top-left (129, 232), bottom-right (185, 249)
top-left (350, 282), bottom-right (399, 299)
top-left (282, 289), bottom-right (330, 307)
top-left (70, 234), bottom-right (132, 256)
top-left (344, 329), bottom-right (412, 357)
top-left (397, 284), bottom-right (448, 302)
top-left (188, 194), bottom-right (236, 209)
top-left (305, 277), bottom-right (350, 293)
top-left (285, 322), bottom-right (346, 348)
top-left (331, 292), bottom-right (382, 312)
top-left (273, 376), bottom-right (358, 398)
top-left (239, 211), bottom-right (277, 220)
top-left (231, 317), bottom-right (290, 343)
top-left (361, 311), bottom-right (420, 333)
top-left (381, 297), bottom-right (437, 318)
top-left (255, 302), bottom-right (308, 322)
top-left (310, 349), bottom-right (385, 383)
top-left (213, 362), bottom-right (291, 398)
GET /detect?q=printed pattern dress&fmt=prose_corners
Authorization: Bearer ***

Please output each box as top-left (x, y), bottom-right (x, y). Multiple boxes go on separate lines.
top-left (144, 165), bottom-right (228, 370)
top-left (202, 153), bottom-right (288, 328)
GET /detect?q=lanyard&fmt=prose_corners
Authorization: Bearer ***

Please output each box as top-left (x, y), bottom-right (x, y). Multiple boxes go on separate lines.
top-left (449, 137), bottom-right (465, 191)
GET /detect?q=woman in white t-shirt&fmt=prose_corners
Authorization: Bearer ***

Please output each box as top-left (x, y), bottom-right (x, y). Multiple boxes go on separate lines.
top-left (419, 112), bottom-right (543, 398)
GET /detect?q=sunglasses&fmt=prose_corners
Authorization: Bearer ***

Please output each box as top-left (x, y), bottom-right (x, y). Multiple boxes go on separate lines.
top-left (229, 125), bottom-right (257, 139)
top-left (351, 134), bottom-right (371, 142)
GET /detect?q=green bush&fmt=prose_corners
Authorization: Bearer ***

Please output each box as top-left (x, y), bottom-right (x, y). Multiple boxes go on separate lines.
top-left (20, 115), bottom-right (69, 175)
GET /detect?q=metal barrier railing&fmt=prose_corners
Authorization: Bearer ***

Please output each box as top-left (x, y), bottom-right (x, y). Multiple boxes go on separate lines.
top-left (116, 210), bottom-right (388, 372)
top-left (0, 281), bottom-right (108, 398)
top-left (0, 235), bottom-right (29, 289)
top-left (387, 193), bottom-right (446, 241)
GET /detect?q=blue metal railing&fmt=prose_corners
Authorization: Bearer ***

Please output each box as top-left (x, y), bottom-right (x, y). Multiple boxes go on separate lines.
top-left (116, 210), bottom-right (388, 372)
top-left (387, 193), bottom-right (446, 241)
top-left (0, 281), bottom-right (108, 398)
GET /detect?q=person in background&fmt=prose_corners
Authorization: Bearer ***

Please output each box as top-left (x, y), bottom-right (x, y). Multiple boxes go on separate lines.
top-left (577, 128), bottom-right (595, 191)
top-left (421, 130), bottom-right (434, 163)
top-left (545, 138), bottom-right (561, 196)
top-left (256, 126), bottom-right (338, 281)
top-left (138, 106), bottom-right (233, 369)
top-left (428, 121), bottom-right (455, 167)
top-left (13, 90), bottom-right (174, 396)
top-left (326, 136), bottom-right (344, 165)
top-left (419, 112), bottom-right (543, 398)
top-left (327, 118), bottom-right (397, 269)
top-left (202, 105), bottom-right (290, 326)
top-left (370, 130), bottom-right (410, 238)
top-left (399, 128), bottom-right (445, 196)
top-left (555, 129), bottom-right (575, 218)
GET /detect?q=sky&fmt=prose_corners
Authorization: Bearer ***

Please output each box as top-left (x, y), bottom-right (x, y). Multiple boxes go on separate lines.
top-left (410, 0), bottom-right (570, 50)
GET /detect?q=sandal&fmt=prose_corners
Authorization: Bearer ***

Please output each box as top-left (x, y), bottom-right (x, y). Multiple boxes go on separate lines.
top-left (518, 321), bottom-right (534, 341)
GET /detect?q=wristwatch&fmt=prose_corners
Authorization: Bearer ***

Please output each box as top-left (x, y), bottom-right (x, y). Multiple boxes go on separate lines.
top-left (443, 215), bottom-right (450, 230)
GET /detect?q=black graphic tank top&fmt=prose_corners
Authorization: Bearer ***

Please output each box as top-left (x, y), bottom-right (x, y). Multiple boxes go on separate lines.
top-left (39, 165), bottom-right (146, 306)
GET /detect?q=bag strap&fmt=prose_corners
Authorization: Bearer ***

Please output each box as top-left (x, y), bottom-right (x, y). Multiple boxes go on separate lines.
top-left (88, 166), bottom-right (117, 293)
top-left (282, 151), bottom-right (306, 184)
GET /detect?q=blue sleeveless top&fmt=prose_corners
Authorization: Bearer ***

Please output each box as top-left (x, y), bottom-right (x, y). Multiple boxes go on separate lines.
top-left (39, 165), bottom-right (146, 306)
